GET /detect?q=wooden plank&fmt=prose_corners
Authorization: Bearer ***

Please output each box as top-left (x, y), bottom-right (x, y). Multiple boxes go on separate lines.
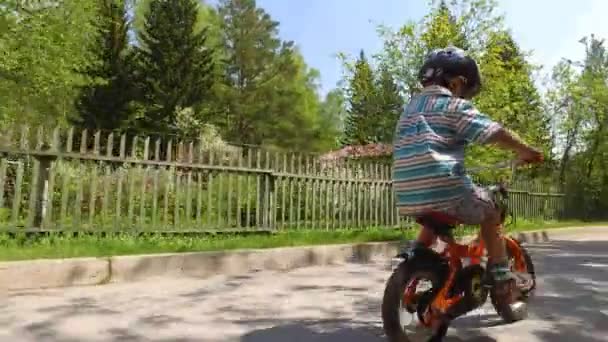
top-left (324, 161), bottom-right (330, 230)
top-left (127, 164), bottom-right (136, 230)
top-left (273, 152), bottom-right (280, 230)
top-left (34, 126), bottom-right (44, 150)
top-left (42, 156), bottom-right (57, 230)
top-left (59, 162), bottom-right (70, 231)
top-left (226, 151), bottom-right (233, 228)
top-left (101, 164), bottom-right (111, 231)
top-left (236, 151), bottom-right (243, 228)
top-left (131, 136), bottom-right (139, 159)
top-left (154, 138), bottom-right (161, 161)
top-left (79, 129), bottom-right (87, 154)
top-left (25, 155), bottom-right (41, 228)
top-left (374, 163), bottom-right (380, 227)
top-left (280, 153), bottom-right (287, 229)
top-left (106, 133), bottom-right (114, 158)
top-left (207, 150), bottom-right (214, 229)
top-left (185, 168), bottom-right (193, 230)
top-left (0, 146), bottom-right (279, 176)
top-left (295, 154), bottom-right (302, 229)
top-left (0, 159), bottom-right (8, 214)
top-left (245, 149), bottom-right (252, 229)
top-left (143, 137), bottom-right (151, 161)
top-left (311, 157), bottom-right (317, 229)
top-left (93, 131), bottom-right (101, 155)
top-left (337, 164), bottom-right (343, 229)
top-left (115, 165), bottom-right (125, 231)
top-left (188, 142), bottom-right (194, 164)
top-left (349, 165), bottom-right (354, 228)
top-left (152, 168), bottom-right (160, 230)
top-left (304, 155), bottom-right (310, 229)
top-left (139, 166), bottom-right (149, 231)
top-left (383, 165), bottom-right (390, 226)
top-left (88, 162), bottom-right (98, 230)
top-left (196, 170), bottom-right (203, 229)
top-left (167, 139), bottom-right (174, 163)
top-left (174, 170), bottom-right (181, 230)
top-left (356, 165), bottom-right (362, 228)
top-left (66, 127), bottom-right (74, 153)
top-left (330, 162), bottom-right (336, 230)
top-left (73, 163), bottom-right (84, 231)
top-left (11, 161), bottom-right (24, 231)
top-left (217, 150), bottom-right (224, 229)
top-left (264, 151), bottom-right (271, 229)
top-left (163, 168), bottom-right (171, 231)
top-left (288, 153), bottom-right (295, 229)
top-left (255, 149), bottom-right (261, 228)
top-left (362, 164), bottom-right (368, 228)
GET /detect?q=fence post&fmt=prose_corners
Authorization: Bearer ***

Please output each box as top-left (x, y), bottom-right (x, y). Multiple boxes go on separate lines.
top-left (32, 156), bottom-right (54, 229)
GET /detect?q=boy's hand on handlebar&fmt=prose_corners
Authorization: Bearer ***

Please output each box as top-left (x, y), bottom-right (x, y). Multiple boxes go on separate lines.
top-left (517, 146), bottom-right (544, 165)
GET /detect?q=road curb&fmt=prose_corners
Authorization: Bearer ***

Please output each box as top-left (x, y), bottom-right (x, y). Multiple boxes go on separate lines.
top-left (2, 227), bottom-right (598, 292)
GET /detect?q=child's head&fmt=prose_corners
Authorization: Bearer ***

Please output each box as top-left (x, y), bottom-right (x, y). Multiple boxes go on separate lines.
top-left (418, 46), bottom-right (481, 99)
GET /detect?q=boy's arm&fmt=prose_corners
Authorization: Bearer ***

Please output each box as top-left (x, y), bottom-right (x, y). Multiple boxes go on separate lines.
top-left (454, 102), bottom-right (542, 163)
top-left (486, 128), bottom-right (543, 163)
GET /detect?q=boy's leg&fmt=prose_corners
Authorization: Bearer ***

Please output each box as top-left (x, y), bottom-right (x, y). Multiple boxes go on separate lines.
top-left (445, 187), bottom-right (512, 284)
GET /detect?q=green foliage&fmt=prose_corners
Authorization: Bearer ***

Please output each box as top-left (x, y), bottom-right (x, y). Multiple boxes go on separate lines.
top-left (0, 0), bottom-right (101, 127)
top-left (73, 0), bottom-right (137, 131)
top-left (375, 65), bottom-right (404, 143)
top-left (346, 0), bottom-right (550, 182)
top-left (134, 0), bottom-right (216, 136)
top-left (212, 0), bottom-right (330, 151)
top-left (547, 35), bottom-right (608, 220)
top-left (342, 51), bottom-right (403, 146)
top-left (316, 89), bottom-right (347, 149)
top-left (342, 51), bottom-right (378, 145)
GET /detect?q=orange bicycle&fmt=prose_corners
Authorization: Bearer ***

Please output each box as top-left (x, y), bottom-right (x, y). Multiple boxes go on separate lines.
top-left (381, 162), bottom-right (536, 341)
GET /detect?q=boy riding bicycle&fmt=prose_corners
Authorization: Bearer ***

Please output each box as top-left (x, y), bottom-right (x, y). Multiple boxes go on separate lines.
top-left (393, 47), bottom-right (543, 299)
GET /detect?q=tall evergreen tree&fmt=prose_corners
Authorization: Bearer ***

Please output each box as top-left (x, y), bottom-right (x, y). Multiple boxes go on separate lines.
top-left (74, 0), bottom-right (135, 131)
top-left (342, 50), bottom-right (378, 146)
top-left (477, 31), bottom-right (552, 153)
top-left (216, 0), bottom-right (323, 149)
top-left (375, 66), bottom-right (403, 143)
top-left (135, 0), bottom-right (215, 135)
top-left (316, 89), bottom-right (346, 150)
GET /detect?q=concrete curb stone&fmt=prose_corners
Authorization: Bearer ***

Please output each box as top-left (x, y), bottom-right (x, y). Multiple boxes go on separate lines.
top-left (2, 226), bottom-right (600, 292)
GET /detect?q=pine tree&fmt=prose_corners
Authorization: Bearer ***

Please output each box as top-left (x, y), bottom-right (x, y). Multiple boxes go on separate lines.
top-left (135, 0), bottom-right (215, 135)
top-left (478, 31), bottom-right (552, 151)
top-left (74, 0), bottom-right (134, 131)
top-left (216, 0), bottom-right (323, 149)
top-left (342, 50), bottom-right (378, 146)
top-left (375, 66), bottom-right (403, 143)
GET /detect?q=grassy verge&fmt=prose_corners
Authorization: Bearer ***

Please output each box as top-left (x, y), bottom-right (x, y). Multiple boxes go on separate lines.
top-left (0, 220), bottom-right (606, 262)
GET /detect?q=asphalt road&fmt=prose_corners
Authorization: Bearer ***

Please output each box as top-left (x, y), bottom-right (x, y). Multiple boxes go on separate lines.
top-left (3, 227), bottom-right (608, 342)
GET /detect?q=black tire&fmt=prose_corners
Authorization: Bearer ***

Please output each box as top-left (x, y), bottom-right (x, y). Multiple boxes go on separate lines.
top-left (490, 239), bottom-right (536, 323)
top-left (381, 260), bottom-right (448, 342)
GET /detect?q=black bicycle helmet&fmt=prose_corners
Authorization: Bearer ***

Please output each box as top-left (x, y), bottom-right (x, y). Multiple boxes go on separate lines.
top-left (418, 46), bottom-right (482, 98)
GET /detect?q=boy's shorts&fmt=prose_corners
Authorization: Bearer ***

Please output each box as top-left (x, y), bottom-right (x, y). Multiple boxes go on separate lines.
top-left (443, 185), bottom-right (499, 225)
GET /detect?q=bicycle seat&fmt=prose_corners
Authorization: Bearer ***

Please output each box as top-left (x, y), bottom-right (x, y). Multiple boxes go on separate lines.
top-left (416, 211), bottom-right (461, 236)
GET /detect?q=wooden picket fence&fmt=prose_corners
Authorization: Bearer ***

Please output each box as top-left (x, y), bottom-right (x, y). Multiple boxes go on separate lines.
top-left (0, 125), bottom-right (566, 232)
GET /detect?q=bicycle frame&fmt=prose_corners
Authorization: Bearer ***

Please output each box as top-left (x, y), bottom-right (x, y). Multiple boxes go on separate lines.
top-left (404, 226), bottom-right (529, 327)
top-left (402, 178), bottom-right (529, 327)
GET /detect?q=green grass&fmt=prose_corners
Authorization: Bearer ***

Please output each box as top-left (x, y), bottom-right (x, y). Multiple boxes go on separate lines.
top-left (0, 220), bottom-right (606, 262)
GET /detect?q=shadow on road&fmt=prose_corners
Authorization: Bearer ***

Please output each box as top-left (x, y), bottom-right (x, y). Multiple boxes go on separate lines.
top-left (524, 239), bottom-right (608, 342)
top-left (239, 239), bottom-right (608, 342)
top-left (6, 239), bottom-right (608, 342)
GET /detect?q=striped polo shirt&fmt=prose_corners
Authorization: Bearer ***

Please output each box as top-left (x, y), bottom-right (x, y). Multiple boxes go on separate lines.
top-left (393, 85), bottom-right (502, 216)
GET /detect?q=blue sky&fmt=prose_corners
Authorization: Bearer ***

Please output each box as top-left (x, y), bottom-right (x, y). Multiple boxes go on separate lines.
top-left (245, 0), bottom-right (608, 97)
